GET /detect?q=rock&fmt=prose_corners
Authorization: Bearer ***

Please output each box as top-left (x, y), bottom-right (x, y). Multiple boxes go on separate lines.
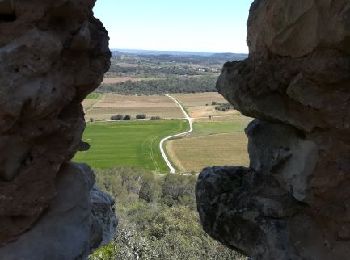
top-left (90, 186), bottom-right (118, 249)
top-left (0, 163), bottom-right (116, 260)
top-left (196, 166), bottom-right (303, 259)
top-left (0, 0), bottom-right (14, 19)
top-left (197, 0), bottom-right (350, 259)
top-left (0, 0), bottom-right (115, 258)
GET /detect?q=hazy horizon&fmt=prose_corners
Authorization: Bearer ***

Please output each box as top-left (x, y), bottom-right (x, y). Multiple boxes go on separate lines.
top-left (94, 0), bottom-right (253, 53)
top-left (111, 47), bottom-right (248, 54)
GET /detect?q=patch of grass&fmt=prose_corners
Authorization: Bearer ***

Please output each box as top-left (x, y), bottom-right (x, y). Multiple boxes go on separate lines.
top-left (74, 120), bottom-right (187, 172)
top-left (85, 93), bottom-right (102, 99)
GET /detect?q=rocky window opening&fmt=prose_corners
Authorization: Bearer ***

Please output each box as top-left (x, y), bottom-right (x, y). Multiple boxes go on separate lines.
top-left (0, 0), bottom-right (349, 260)
top-left (75, 1), bottom-right (252, 259)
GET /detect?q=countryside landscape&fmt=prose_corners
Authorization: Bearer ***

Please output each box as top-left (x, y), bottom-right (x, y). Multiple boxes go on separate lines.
top-left (75, 50), bottom-right (249, 259)
top-left (76, 50), bottom-right (250, 174)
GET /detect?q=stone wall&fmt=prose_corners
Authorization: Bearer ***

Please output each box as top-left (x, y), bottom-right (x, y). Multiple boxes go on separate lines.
top-left (0, 0), bottom-right (116, 259)
top-left (196, 0), bottom-right (350, 259)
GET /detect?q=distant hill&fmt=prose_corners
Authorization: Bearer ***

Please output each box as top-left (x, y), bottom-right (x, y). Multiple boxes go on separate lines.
top-left (111, 48), bottom-right (248, 61)
top-left (104, 48), bottom-right (247, 95)
top-left (210, 52), bottom-right (248, 60)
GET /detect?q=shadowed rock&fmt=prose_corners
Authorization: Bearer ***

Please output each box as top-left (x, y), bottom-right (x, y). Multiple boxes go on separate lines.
top-left (0, 0), bottom-right (116, 258)
top-left (197, 0), bottom-right (350, 259)
top-left (0, 163), bottom-right (117, 259)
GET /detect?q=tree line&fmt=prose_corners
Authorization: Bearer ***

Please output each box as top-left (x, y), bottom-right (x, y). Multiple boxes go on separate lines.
top-left (97, 76), bottom-right (218, 95)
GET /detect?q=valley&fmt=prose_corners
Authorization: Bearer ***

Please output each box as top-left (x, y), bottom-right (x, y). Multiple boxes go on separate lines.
top-left (76, 91), bottom-right (250, 174)
top-left (77, 50), bottom-right (249, 259)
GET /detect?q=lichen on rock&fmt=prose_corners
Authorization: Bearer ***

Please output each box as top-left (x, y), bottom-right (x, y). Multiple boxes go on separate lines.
top-left (196, 0), bottom-right (350, 259)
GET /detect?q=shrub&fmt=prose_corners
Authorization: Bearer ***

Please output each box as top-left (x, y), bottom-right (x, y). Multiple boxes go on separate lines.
top-left (111, 115), bottom-right (123, 120)
top-left (215, 103), bottom-right (232, 112)
top-left (92, 168), bottom-right (244, 260)
top-left (136, 114), bottom-right (146, 120)
top-left (123, 115), bottom-right (131, 120)
top-left (150, 116), bottom-right (161, 120)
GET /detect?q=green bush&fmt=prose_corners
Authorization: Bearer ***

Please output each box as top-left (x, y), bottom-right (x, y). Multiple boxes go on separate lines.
top-left (92, 168), bottom-right (245, 260)
top-left (136, 114), bottom-right (146, 120)
top-left (111, 115), bottom-right (123, 120)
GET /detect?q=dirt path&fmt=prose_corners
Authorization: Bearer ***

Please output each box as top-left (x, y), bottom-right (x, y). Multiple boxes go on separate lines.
top-left (159, 94), bottom-right (193, 174)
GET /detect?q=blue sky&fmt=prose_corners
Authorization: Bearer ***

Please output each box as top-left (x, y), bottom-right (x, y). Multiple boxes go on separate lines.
top-left (94, 0), bottom-right (253, 53)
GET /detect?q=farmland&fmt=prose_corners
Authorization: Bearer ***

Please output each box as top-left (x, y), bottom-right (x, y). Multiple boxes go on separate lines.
top-left (193, 117), bottom-right (251, 135)
top-left (173, 92), bottom-right (240, 121)
top-left (79, 50), bottom-right (251, 174)
top-left (166, 93), bottom-right (251, 173)
top-left (85, 50), bottom-right (248, 259)
top-left (167, 133), bottom-right (248, 172)
top-left (79, 92), bottom-right (251, 174)
top-left (83, 93), bottom-right (184, 121)
top-left (74, 120), bottom-right (187, 172)
top-left (82, 92), bottom-right (241, 122)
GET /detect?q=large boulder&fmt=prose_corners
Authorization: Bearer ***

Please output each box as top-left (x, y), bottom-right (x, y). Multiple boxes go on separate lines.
top-left (0, 163), bottom-right (117, 260)
top-left (197, 0), bottom-right (350, 259)
top-left (0, 0), bottom-right (115, 258)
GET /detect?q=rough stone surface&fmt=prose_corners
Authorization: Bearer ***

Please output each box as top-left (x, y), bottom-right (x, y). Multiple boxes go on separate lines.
top-left (0, 163), bottom-right (117, 260)
top-left (90, 186), bottom-right (118, 249)
top-left (0, 0), bottom-right (115, 258)
top-left (197, 0), bottom-right (350, 259)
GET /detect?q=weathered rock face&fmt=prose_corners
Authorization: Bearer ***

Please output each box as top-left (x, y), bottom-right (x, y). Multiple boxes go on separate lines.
top-left (90, 185), bottom-right (118, 249)
top-left (0, 0), bottom-right (116, 258)
top-left (0, 163), bottom-right (117, 260)
top-left (197, 0), bottom-right (350, 259)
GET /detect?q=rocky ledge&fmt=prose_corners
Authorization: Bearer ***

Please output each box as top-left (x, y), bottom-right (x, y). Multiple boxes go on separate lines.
top-left (0, 0), bottom-right (116, 259)
top-left (196, 0), bottom-right (350, 259)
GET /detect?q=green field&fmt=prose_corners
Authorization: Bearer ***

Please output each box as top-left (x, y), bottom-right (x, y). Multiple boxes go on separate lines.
top-left (74, 120), bottom-right (187, 172)
top-left (85, 93), bottom-right (102, 99)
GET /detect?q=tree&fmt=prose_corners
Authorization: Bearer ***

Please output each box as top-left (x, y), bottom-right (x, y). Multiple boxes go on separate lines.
top-left (136, 114), bottom-right (146, 120)
top-left (111, 115), bottom-right (123, 120)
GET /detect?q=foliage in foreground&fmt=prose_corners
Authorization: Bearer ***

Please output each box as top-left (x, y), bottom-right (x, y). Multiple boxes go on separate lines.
top-left (89, 167), bottom-right (244, 260)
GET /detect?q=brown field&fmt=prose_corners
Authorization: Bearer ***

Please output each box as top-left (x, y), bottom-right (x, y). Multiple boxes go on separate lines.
top-left (82, 99), bottom-right (99, 112)
top-left (166, 132), bottom-right (249, 173)
top-left (172, 92), bottom-right (227, 107)
top-left (188, 106), bottom-right (241, 121)
top-left (172, 92), bottom-right (238, 121)
top-left (85, 94), bottom-right (184, 121)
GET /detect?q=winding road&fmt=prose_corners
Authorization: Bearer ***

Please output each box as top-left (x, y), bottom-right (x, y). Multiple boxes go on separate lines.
top-left (159, 94), bottom-right (193, 174)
